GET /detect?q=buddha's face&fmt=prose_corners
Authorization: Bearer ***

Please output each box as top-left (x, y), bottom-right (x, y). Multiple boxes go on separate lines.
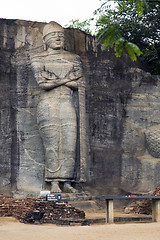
top-left (44, 31), bottom-right (64, 50)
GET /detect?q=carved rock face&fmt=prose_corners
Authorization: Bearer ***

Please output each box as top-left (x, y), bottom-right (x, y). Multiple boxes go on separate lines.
top-left (145, 125), bottom-right (160, 158)
top-left (30, 21), bottom-right (86, 188)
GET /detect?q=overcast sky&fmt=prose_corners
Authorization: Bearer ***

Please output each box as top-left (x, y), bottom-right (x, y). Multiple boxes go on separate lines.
top-left (0, 0), bottom-right (103, 27)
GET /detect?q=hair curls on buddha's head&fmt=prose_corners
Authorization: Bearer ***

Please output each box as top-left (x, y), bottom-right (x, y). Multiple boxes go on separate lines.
top-left (43, 21), bottom-right (64, 38)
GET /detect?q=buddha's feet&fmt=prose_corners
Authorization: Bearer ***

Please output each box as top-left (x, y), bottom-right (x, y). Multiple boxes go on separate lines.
top-left (63, 182), bottom-right (78, 193)
top-left (51, 181), bottom-right (62, 193)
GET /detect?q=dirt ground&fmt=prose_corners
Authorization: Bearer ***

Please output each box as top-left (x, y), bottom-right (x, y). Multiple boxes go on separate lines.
top-left (1, 215), bottom-right (160, 240)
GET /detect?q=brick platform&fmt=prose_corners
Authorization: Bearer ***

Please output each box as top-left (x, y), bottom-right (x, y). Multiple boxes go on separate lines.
top-left (133, 186), bottom-right (160, 215)
top-left (0, 195), bottom-right (87, 225)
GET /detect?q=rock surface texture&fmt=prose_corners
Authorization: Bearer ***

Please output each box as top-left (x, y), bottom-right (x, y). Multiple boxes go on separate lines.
top-left (0, 19), bottom-right (160, 197)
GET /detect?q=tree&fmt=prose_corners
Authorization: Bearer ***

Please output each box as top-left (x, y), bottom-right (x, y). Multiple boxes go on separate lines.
top-left (66, 0), bottom-right (160, 74)
top-left (95, 0), bottom-right (160, 74)
top-left (65, 19), bottom-right (92, 35)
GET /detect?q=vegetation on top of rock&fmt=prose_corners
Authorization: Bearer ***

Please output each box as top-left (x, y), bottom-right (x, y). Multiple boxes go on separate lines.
top-left (66, 0), bottom-right (160, 74)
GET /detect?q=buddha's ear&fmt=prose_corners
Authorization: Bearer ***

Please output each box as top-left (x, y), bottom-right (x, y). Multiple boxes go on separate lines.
top-left (43, 43), bottom-right (47, 51)
top-left (43, 39), bottom-right (47, 51)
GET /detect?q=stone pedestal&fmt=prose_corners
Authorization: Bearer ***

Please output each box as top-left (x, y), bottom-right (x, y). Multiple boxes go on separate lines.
top-left (152, 199), bottom-right (160, 222)
top-left (105, 199), bottom-right (114, 223)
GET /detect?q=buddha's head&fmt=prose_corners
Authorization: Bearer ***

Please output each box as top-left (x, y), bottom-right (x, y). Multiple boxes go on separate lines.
top-left (43, 21), bottom-right (64, 50)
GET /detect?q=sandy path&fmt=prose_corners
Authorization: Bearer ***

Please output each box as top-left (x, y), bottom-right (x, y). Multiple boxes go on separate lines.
top-left (0, 217), bottom-right (160, 240)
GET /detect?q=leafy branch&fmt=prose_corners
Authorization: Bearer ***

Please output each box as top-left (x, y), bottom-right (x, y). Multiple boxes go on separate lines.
top-left (98, 23), bottom-right (143, 61)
